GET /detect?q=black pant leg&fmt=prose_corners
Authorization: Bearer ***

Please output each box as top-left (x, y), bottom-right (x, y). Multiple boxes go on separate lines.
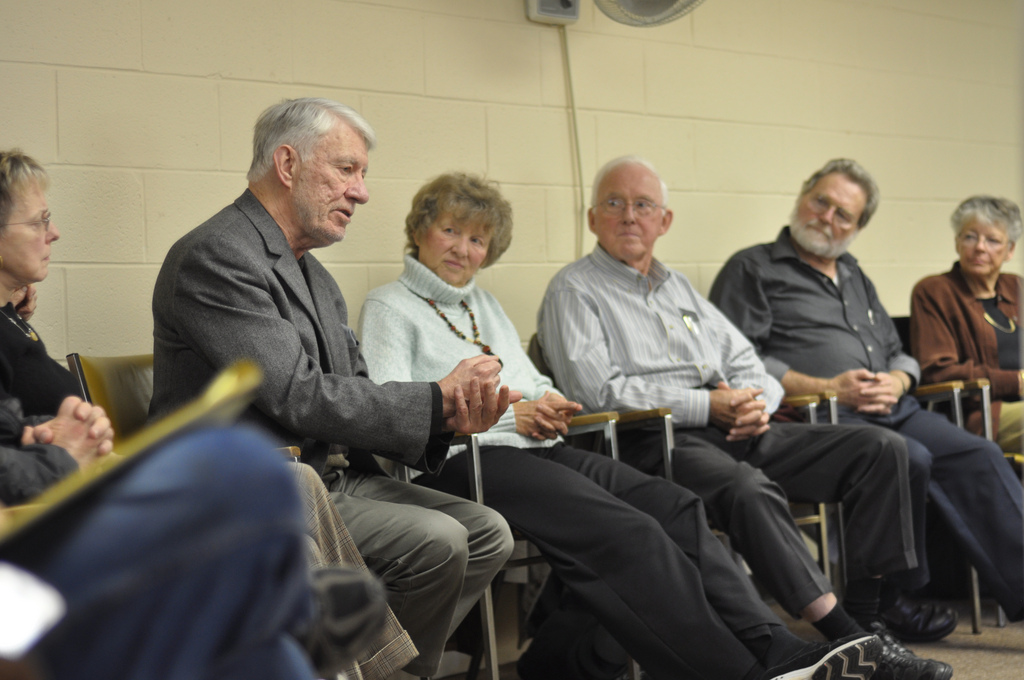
top-left (617, 427), bottom-right (834, 616)
top-left (416, 445), bottom-right (773, 680)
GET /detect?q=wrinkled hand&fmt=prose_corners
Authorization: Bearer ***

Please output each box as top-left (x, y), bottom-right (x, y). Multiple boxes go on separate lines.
top-left (22, 396), bottom-right (114, 468)
top-left (709, 381), bottom-right (770, 441)
top-left (514, 391), bottom-right (582, 440)
top-left (443, 378), bottom-right (522, 434)
top-left (11, 285), bottom-right (37, 321)
top-left (438, 355), bottom-right (504, 419)
top-left (829, 369), bottom-right (900, 415)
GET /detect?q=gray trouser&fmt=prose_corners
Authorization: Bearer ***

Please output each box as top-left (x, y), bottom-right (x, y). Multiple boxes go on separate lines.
top-left (325, 468), bottom-right (513, 677)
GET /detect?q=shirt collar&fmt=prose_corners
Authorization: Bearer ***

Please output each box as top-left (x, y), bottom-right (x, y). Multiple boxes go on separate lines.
top-left (589, 244), bottom-right (669, 292)
top-left (399, 254), bottom-right (477, 305)
top-left (949, 260), bottom-right (1020, 305)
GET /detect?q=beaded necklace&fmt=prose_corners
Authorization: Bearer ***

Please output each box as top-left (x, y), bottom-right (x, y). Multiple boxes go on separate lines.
top-left (2, 306), bottom-right (39, 341)
top-left (420, 296), bottom-right (495, 356)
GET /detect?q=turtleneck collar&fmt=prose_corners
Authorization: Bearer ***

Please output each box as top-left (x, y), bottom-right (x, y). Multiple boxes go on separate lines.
top-left (399, 254), bottom-right (477, 305)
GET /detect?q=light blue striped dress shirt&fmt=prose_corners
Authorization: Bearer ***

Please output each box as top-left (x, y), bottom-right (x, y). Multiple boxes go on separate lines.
top-left (537, 245), bottom-right (784, 428)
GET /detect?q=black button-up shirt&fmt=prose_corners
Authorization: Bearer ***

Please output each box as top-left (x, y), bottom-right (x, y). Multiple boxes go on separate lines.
top-left (709, 227), bottom-right (920, 386)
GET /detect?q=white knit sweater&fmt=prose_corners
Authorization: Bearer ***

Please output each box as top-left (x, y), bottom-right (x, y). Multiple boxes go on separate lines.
top-left (359, 255), bottom-right (560, 453)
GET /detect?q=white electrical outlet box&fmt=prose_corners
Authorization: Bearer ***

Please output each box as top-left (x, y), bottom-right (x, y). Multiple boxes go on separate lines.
top-left (526, 0), bottom-right (579, 25)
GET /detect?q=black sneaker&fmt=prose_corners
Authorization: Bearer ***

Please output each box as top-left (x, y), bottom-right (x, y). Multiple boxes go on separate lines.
top-left (296, 566), bottom-right (389, 678)
top-left (868, 622), bottom-right (953, 680)
top-left (759, 633), bottom-right (881, 680)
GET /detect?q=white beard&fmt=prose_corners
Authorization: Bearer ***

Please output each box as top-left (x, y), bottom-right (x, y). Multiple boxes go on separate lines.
top-left (789, 207), bottom-right (858, 259)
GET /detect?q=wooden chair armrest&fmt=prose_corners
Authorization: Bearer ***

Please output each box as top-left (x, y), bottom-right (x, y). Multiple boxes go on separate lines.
top-left (618, 408), bottom-right (672, 425)
top-left (569, 411), bottom-right (620, 428)
top-left (913, 380), bottom-right (965, 398)
top-left (783, 391), bottom-right (838, 409)
top-left (784, 393), bottom-right (821, 408)
top-left (963, 378), bottom-right (991, 391)
top-left (455, 412), bottom-right (621, 439)
top-left (277, 446), bottom-right (301, 460)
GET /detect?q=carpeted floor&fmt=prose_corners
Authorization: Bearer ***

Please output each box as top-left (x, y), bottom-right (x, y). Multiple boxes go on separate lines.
top-left (442, 598), bottom-right (1022, 680)
top-left (897, 601), bottom-right (1023, 680)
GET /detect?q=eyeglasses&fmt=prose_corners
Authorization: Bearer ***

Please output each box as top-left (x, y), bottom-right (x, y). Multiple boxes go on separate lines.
top-left (958, 232), bottom-right (1007, 249)
top-left (597, 198), bottom-right (664, 217)
top-left (4, 214), bottom-right (51, 233)
top-left (808, 195), bottom-right (857, 229)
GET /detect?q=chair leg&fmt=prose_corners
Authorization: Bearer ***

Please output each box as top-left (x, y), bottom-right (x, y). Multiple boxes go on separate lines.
top-left (969, 566), bottom-right (982, 634)
top-left (474, 580), bottom-right (501, 680)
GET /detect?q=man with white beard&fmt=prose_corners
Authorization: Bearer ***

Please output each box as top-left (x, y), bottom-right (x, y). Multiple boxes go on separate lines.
top-left (710, 158), bottom-right (1024, 631)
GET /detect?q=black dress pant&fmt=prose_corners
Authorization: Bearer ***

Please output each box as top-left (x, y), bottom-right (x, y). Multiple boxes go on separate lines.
top-left (839, 397), bottom-right (1024, 620)
top-left (618, 422), bottom-right (917, 616)
top-left (416, 443), bottom-right (801, 680)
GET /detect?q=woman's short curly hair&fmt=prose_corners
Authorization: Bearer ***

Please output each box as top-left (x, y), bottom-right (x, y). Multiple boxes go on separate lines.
top-left (0, 149), bottom-right (49, 234)
top-left (405, 173), bottom-right (513, 268)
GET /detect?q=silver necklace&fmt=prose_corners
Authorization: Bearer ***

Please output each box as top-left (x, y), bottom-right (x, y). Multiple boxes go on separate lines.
top-left (2, 306), bottom-right (38, 341)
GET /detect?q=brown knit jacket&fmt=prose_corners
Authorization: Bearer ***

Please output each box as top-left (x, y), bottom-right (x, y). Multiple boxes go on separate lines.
top-left (910, 262), bottom-right (1021, 436)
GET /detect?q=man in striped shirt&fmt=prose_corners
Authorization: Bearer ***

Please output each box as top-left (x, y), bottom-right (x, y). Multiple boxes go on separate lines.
top-left (538, 155), bottom-right (952, 678)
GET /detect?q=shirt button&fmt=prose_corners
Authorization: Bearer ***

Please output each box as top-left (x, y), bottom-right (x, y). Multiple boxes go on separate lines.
top-left (852, 324), bottom-right (858, 331)
top-left (867, 345), bottom-right (874, 352)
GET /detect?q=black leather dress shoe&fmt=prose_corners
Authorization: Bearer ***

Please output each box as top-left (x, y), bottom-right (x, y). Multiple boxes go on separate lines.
top-left (869, 622), bottom-right (953, 680)
top-left (880, 596), bottom-right (958, 643)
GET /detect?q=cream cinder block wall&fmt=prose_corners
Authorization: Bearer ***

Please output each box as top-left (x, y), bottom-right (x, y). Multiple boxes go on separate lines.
top-left (2, 0), bottom-right (1019, 360)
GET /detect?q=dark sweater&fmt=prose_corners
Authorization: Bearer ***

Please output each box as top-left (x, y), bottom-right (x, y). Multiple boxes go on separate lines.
top-left (0, 303), bottom-right (81, 417)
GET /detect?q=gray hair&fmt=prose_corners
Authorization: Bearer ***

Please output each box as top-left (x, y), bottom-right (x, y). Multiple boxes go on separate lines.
top-left (0, 149), bottom-right (49, 234)
top-left (247, 98), bottom-right (377, 182)
top-left (950, 195), bottom-right (1022, 244)
top-left (799, 158), bottom-right (879, 228)
top-left (590, 155), bottom-right (669, 208)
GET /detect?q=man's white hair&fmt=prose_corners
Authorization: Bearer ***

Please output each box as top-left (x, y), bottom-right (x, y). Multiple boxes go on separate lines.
top-left (247, 98), bottom-right (376, 183)
top-left (590, 155), bottom-right (669, 208)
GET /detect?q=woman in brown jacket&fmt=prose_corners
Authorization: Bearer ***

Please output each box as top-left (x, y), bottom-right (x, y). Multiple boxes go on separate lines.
top-left (910, 195), bottom-right (1022, 453)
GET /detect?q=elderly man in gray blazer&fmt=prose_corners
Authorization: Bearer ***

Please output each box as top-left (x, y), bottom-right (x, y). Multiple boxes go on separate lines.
top-left (150, 97), bottom-right (516, 678)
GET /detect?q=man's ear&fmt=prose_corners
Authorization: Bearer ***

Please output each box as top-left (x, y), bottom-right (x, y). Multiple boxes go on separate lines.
top-left (272, 145), bottom-right (299, 189)
top-left (587, 207), bottom-right (597, 234)
top-left (659, 208), bottom-right (674, 236)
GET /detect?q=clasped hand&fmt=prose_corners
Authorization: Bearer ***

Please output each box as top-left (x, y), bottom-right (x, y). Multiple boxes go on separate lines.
top-left (21, 396), bottom-right (115, 468)
top-left (830, 369), bottom-right (901, 415)
top-left (513, 391), bottom-right (582, 440)
top-left (437, 355), bottom-right (522, 433)
top-left (709, 381), bottom-right (770, 441)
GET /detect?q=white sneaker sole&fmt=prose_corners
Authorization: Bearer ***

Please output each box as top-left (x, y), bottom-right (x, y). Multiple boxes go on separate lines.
top-left (770, 635), bottom-right (881, 680)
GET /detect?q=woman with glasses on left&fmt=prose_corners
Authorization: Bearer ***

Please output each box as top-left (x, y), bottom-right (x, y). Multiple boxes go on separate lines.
top-left (0, 149), bottom-right (80, 417)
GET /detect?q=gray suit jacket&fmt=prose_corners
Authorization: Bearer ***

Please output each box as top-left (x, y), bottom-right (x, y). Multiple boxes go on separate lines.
top-left (150, 190), bottom-right (450, 475)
